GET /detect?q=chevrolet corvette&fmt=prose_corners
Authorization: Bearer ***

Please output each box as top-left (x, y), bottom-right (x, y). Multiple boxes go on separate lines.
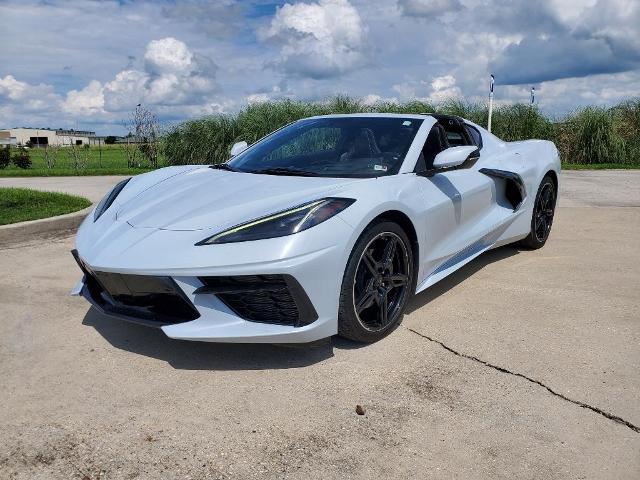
top-left (72, 113), bottom-right (560, 343)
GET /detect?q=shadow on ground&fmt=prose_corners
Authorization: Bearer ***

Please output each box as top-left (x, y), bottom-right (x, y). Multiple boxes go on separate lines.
top-left (407, 245), bottom-right (520, 314)
top-left (82, 308), bottom-right (361, 371)
top-left (83, 246), bottom-right (519, 370)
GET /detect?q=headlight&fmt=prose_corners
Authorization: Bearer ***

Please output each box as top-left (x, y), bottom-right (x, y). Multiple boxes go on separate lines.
top-left (196, 197), bottom-right (355, 245)
top-left (94, 178), bottom-right (131, 221)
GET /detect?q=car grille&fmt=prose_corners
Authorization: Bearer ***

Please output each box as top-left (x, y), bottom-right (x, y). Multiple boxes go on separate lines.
top-left (196, 275), bottom-right (318, 327)
top-left (72, 250), bottom-right (199, 326)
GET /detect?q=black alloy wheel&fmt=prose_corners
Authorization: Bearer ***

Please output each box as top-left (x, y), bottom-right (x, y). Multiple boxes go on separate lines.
top-left (533, 181), bottom-right (555, 242)
top-left (339, 221), bottom-right (414, 342)
top-left (520, 175), bottom-right (557, 249)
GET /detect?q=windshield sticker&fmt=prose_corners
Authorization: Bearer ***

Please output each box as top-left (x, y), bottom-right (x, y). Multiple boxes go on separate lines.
top-left (374, 164), bottom-right (388, 171)
top-left (402, 121), bottom-right (412, 126)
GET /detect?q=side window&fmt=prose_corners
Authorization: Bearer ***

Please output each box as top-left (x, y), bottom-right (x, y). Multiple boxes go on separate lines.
top-left (445, 130), bottom-right (465, 146)
top-left (415, 124), bottom-right (449, 171)
top-left (465, 125), bottom-right (483, 149)
top-left (437, 119), bottom-right (469, 147)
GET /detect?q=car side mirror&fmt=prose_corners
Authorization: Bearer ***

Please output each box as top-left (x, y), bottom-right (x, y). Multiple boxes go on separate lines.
top-left (432, 145), bottom-right (478, 170)
top-left (230, 141), bottom-right (248, 157)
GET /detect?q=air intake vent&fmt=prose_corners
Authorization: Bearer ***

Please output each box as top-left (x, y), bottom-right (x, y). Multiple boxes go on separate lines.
top-left (196, 275), bottom-right (318, 327)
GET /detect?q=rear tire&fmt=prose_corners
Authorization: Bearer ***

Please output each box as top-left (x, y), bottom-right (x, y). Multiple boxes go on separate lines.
top-left (338, 221), bottom-right (415, 343)
top-left (520, 175), bottom-right (557, 249)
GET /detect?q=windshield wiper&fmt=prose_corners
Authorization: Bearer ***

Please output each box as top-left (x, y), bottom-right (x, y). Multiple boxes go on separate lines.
top-left (209, 163), bottom-right (237, 172)
top-left (254, 167), bottom-right (321, 177)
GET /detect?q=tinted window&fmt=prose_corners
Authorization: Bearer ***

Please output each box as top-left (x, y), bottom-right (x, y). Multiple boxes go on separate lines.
top-left (465, 125), bottom-right (482, 148)
top-left (229, 117), bottom-right (423, 178)
top-left (265, 127), bottom-right (340, 162)
top-left (445, 131), bottom-right (465, 146)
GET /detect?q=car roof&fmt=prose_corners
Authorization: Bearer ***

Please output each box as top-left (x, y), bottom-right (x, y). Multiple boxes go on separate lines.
top-left (304, 113), bottom-right (434, 120)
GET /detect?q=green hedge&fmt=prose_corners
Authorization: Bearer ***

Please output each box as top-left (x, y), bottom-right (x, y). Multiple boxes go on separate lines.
top-left (163, 97), bottom-right (640, 166)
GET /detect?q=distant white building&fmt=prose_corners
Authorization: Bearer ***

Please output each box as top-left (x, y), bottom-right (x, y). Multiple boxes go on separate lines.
top-left (0, 130), bottom-right (16, 146)
top-left (0, 128), bottom-right (95, 147)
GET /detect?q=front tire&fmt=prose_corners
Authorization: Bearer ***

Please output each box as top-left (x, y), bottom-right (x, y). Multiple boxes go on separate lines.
top-left (338, 221), bottom-right (415, 343)
top-left (520, 175), bottom-right (557, 249)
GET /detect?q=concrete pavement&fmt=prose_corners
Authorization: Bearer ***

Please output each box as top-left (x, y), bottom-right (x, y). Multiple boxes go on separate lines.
top-left (0, 175), bottom-right (127, 203)
top-left (0, 171), bottom-right (638, 479)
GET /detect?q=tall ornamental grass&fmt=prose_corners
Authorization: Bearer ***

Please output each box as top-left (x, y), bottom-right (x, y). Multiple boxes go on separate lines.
top-left (162, 96), bottom-right (640, 166)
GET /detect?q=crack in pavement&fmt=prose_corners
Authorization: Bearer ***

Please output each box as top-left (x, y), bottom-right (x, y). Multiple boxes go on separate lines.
top-left (405, 327), bottom-right (640, 434)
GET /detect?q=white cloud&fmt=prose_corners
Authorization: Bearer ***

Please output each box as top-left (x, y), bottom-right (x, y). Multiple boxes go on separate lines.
top-left (0, 35), bottom-right (221, 133)
top-left (63, 80), bottom-right (105, 115)
top-left (391, 75), bottom-right (462, 103)
top-left (392, 80), bottom-right (430, 100)
top-left (103, 70), bottom-right (149, 112)
top-left (0, 0), bottom-right (639, 135)
top-left (360, 94), bottom-right (399, 105)
top-left (0, 75), bottom-right (61, 112)
top-left (427, 74), bottom-right (462, 102)
top-left (262, 0), bottom-right (367, 78)
top-left (67, 37), bottom-right (218, 115)
top-left (361, 94), bottom-right (382, 105)
top-left (144, 37), bottom-right (195, 75)
top-left (0, 75), bottom-right (32, 101)
top-left (247, 93), bottom-right (270, 104)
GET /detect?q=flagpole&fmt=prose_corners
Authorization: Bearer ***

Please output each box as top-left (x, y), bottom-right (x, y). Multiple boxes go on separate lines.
top-left (487, 74), bottom-right (494, 133)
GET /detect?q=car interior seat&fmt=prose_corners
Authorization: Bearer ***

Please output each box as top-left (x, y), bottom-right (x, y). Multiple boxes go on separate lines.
top-left (415, 124), bottom-right (450, 171)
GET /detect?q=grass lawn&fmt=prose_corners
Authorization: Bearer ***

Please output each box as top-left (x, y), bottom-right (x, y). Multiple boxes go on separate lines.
top-left (561, 162), bottom-right (640, 170)
top-left (0, 145), bottom-right (157, 177)
top-left (0, 167), bottom-right (154, 177)
top-left (0, 188), bottom-right (92, 226)
top-left (0, 145), bottom-right (638, 177)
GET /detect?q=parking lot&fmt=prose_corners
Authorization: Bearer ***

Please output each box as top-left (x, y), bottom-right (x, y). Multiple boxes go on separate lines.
top-left (1, 171), bottom-right (639, 479)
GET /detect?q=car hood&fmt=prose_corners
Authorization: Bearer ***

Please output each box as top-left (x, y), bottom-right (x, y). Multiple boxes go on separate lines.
top-left (116, 167), bottom-right (359, 231)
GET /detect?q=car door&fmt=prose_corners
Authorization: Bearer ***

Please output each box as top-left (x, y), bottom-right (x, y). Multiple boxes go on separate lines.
top-left (414, 120), bottom-right (495, 286)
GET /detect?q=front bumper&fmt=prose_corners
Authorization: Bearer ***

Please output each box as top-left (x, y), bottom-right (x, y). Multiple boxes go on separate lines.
top-left (72, 214), bottom-right (355, 343)
top-left (72, 250), bottom-right (201, 327)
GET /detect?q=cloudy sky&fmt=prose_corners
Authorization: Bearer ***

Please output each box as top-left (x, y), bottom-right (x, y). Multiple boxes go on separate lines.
top-left (1, 0), bottom-right (638, 134)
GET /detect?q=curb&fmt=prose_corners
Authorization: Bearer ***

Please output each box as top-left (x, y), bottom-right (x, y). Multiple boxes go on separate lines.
top-left (0, 206), bottom-right (93, 247)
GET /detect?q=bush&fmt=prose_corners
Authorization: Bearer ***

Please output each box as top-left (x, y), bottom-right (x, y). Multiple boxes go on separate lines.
top-left (0, 146), bottom-right (10, 169)
top-left (560, 107), bottom-right (625, 164)
top-left (163, 96), bottom-right (640, 166)
top-left (612, 99), bottom-right (640, 163)
top-left (492, 104), bottom-right (554, 142)
top-left (12, 147), bottom-right (32, 169)
top-left (104, 136), bottom-right (117, 145)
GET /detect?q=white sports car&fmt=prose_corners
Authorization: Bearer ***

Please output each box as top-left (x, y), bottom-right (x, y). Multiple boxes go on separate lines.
top-left (72, 113), bottom-right (560, 343)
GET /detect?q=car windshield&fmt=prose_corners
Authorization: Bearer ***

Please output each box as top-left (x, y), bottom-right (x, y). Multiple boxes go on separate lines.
top-left (227, 117), bottom-right (423, 178)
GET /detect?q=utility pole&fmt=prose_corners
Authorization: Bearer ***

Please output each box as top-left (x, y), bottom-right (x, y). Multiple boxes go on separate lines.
top-left (487, 74), bottom-right (495, 133)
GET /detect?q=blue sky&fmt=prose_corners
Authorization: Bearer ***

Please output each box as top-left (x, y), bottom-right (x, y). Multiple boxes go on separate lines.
top-left (1, 0), bottom-right (638, 134)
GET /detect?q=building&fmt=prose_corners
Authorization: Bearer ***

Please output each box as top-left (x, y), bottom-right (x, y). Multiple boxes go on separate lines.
top-left (88, 136), bottom-right (113, 146)
top-left (0, 130), bottom-right (16, 146)
top-left (0, 128), bottom-right (96, 147)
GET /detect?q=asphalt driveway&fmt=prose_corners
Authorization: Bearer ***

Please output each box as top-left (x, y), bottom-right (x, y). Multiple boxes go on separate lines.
top-left (1, 171), bottom-right (638, 479)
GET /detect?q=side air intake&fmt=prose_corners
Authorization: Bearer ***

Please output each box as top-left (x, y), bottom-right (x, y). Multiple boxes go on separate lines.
top-left (480, 168), bottom-right (526, 211)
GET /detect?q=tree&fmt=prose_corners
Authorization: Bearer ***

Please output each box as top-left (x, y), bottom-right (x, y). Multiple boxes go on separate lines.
top-left (42, 145), bottom-right (59, 169)
top-left (66, 137), bottom-right (87, 172)
top-left (124, 105), bottom-right (160, 168)
top-left (104, 136), bottom-right (117, 145)
top-left (0, 146), bottom-right (10, 169)
top-left (12, 147), bottom-right (32, 169)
